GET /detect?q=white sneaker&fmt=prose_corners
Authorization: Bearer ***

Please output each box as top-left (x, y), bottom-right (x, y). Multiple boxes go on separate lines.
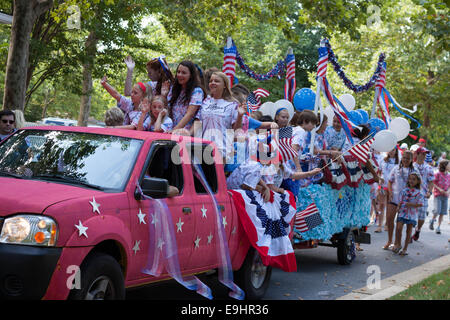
top-left (436, 226), bottom-right (441, 234)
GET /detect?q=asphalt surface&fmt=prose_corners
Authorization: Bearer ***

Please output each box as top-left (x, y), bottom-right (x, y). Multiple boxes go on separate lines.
top-left (126, 196), bottom-right (450, 300)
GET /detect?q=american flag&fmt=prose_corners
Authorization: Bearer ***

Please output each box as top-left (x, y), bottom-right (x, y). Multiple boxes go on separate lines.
top-left (294, 202), bottom-right (323, 233)
top-left (348, 137), bottom-right (375, 164)
top-left (247, 88), bottom-right (270, 112)
top-left (223, 44), bottom-right (237, 86)
top-left (272, 126), bottom-right (298, 162)
top-left (284, 53), bottom-right (296, 102)
top-left (317, 46), bottom-right (328, 78)
top-left (375, 62), bottom-right (386, 89)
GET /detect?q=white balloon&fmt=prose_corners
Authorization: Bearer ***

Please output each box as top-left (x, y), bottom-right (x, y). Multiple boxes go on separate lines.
top-left (259, 102), bottom-right (276, 118)
top-left (323, 106), bottom-right (335, 126)
top-left (389, 117), bottom-right (410, 141)
top-left (372, 129), bottom-right (397, 152)
top-left (274, 99), bottom-right (294, 121)
top-left (339, 94), bottom-right (356, 111)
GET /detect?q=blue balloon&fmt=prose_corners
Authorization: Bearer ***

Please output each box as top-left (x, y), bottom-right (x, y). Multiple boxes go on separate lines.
top-left (348, 110), bottom-right (363, 125)
top-left (356, 109), bottom-right (369, 124)
top-left (293, 88), bottom-right (315, 111)
top-left (368, 118), bottom-right (386, 135)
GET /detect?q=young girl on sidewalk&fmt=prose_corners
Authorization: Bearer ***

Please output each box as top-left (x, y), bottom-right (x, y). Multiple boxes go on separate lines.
top-left (375, 148), bottom-right (399, 232)
top-left (392, 172), bottom-right (424, 256)
top-left (430, 160), bottom-right (449, 234)
top-left (383, 150), bottom-right (415, 250)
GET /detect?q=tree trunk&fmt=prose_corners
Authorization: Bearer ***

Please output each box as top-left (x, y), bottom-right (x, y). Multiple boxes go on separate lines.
top-left (2, 0), bottom-right (53, 111)
top-left (78, 31), bottom-right (98, 126)
top-left (421, 70), bottom-right (435, 140)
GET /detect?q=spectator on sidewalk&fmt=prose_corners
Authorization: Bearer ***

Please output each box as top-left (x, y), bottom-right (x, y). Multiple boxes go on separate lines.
top-left (430, 160), bottom-right (449, 234)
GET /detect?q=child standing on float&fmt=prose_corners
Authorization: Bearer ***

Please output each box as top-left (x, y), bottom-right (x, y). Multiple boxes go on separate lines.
top-left (383, 150), bottom-right (415, 250)
top-left (392, 172), bottom-right (424, 256)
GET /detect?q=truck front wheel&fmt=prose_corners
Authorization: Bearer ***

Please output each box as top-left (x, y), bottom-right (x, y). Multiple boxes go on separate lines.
top-left (337, 231), bottom-right (356, 265)
top-left (234, 248), bottom-right (272, 300)
top-left (68, 252), bottom-right (125, 300)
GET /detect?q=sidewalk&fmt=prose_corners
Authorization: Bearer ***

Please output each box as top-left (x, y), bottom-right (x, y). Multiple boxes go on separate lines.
top-left (337, 253), bottom-right (450, 300)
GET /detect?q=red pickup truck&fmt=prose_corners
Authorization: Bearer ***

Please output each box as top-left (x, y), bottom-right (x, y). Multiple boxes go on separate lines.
top-left (0, 126), bottom-right (271, 300)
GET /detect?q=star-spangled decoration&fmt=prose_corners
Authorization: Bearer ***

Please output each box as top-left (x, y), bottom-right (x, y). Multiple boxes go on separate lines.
top-left (222, 216), bottom-right (227, 228)
top-left (132, 240), bottom-right (141, 255)
top-left (201, 204), bottom-right (207, 218)
top-left (176, 217), bottom-right (184, 233)
top-left (207, 233), bottom-right (213, 245)
top-left (151, 213), bottom-right (159, 225)
top-left (194, 236), bottom-right (201, 249)
top-left (75, 220), bottom-right (88, 238)
top-left (137, 209), bottom-right (146, 224)
top-left (89, 197), bottom-right (101, 214)
top-left (157, 238), bottom-right (165, 251)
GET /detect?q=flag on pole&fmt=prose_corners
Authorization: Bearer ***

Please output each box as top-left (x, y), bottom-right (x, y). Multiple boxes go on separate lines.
top-left (294, 202), bottom-right (323, 233)
top-left (246, 88), bottom-right (270, 113)
top-left (284, 53), bottom-right (296, 101)
top-left (223, 40), bottom-right (237, 86)
top-left (272, 126), bottom-right (298, 162)
top-left (348, 138), bottom-right (375, 164)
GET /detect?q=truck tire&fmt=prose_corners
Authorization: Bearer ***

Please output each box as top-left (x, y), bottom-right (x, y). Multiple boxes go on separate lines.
top-left (234, 248), bottom-right (272, 300)
top-left (68, 252), bottom-right (125, 300)
top-left (337, 231), bottom-right (356, 265)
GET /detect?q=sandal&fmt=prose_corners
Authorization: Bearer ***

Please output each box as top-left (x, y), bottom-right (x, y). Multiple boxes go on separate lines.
top-left (374, 227), bottom-right (382, 233)
top-left (399, 250), bottom-right (408, 256)
top-left (392, 246), bottom-right (402, 254)
top-left (382, 243), bottom-right (392, 250)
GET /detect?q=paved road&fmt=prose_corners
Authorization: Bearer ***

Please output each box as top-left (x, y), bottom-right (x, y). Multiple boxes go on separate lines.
top-left (126, 197), bottom-right (450, 300)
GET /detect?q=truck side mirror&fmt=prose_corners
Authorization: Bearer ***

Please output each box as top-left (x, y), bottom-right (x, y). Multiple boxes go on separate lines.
top-left (135, 177), bottom-right (169, 200)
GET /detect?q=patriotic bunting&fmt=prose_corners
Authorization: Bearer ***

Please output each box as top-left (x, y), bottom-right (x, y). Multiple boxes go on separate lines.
top-left (229, 189), bottom-right (297, 272)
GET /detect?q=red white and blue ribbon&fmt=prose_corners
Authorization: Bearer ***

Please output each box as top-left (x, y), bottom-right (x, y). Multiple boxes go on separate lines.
top-left (284, 53), bottom-right (296, 102)
top-left (192, 162), bottom-right (245, 300)
top-left (137, 182), bottom-right (213, 300)
top-left (371, 62), bottom-right (421, 129)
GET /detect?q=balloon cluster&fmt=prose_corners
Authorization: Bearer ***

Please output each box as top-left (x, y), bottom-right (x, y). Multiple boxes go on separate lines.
top-left (371, 117), bottom-right (411, 152)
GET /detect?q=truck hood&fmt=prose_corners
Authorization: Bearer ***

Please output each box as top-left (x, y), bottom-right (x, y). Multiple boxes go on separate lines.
top-left (0, 177), bottom-right (104, 216)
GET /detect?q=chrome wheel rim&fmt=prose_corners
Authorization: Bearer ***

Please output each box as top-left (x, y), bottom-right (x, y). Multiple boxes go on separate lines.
top-left (85, 276), bottom-right (115, 300)
top-left (250, 252), bottom-right (267, 289)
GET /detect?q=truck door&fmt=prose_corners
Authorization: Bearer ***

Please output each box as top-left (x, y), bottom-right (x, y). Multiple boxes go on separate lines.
top-left (186, 143), bottom-right (237, 271)
top-left (128, 140), bottom-right (195, 281)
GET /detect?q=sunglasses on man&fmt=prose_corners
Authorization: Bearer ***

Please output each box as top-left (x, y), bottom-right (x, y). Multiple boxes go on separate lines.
top-left (1, 119), bottom-right (15, 124)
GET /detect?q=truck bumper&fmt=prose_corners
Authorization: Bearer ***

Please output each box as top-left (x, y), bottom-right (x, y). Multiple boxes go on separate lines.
top-left (0, 243), bottom-right (61, 299)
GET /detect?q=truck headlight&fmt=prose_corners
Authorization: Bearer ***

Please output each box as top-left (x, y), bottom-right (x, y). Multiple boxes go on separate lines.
top-left (0, 215), bottom-right (58, 246)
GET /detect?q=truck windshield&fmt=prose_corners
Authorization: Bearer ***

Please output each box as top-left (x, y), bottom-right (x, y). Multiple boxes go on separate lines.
top-left (0, 130), bottom-right (143, 191)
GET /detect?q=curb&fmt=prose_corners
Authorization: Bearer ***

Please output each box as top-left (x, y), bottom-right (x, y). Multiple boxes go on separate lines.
top-left (337, 254), bottom-right (450, 300)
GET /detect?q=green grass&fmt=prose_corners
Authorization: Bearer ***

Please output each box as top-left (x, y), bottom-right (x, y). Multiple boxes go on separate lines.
top-left (389, 268), bottom-right (450, 300)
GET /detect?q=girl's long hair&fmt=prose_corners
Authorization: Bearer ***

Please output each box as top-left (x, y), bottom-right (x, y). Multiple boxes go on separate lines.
top-left (211, 71), bottom-right (238, 102)
top-left (146, 57), bottom-right (175, 95)
top-left (169, 60), bottom-right (205, 117)
top-left (149, 95), bottom-right (168, 126)
top-left (400, 150), bottom-right (414, 169)
top-left (384, 147), bottom-right (399, 164)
